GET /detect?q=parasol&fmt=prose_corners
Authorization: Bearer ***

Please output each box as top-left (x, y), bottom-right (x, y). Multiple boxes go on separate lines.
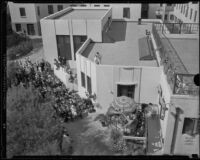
top-left (110, 96), bottom-right (137, 114)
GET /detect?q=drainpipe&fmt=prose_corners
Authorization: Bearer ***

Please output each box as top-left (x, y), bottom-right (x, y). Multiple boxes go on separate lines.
top-left (170, 107), bottom-right (182, 154)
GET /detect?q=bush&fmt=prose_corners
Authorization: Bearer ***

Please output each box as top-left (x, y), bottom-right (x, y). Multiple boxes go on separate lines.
top-left (7, 32), bottom-right (28, 48)
top-left (7, 40), bottom-right (33, 60)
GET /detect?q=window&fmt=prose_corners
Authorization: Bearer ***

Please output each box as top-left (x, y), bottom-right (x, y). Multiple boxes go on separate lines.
top-left (160, 4), bottom-right (163, 7)
top-left (70, 4), bottom-right (77, 7)
top-left (81, 72), bottom-right (86, 87)
top-left (183, 5), bottom-right (185, 14)
top-left (123, 8), bottom-right (130, 18)
top-left (164, 14), bottom-right (168, 20)
top-left (185, 7), bottom-right (189, 17)
top-left (182, 118), bottom-right (199, 136)
top-left (48, 5), bottom-right (54, 14)
top-left (27, 24), bottom-right (35, 35)
top-left (117, 85), bottom-right (135, 98)
top-left (167, 4), bottom-right (172, 6)
top-left (73, 36), bottom-right (87, 59)
top-left (19, 8), bottom-right (26, 17)
top-left (57, 5), bottom-right (63, 11)
top-left (15, 24), bottom-right (21, 32)
top-left (80, 4), bottom-right (87, 7)
top-left (181, 5), bottom-right (183, 13)
top-left (87, 76), bottom-right (92, 94)
top-left (190, 8), bottom-right (193, 20)
top-left (170, 15), bottom-right (174, 20)
top-left (56, 35), bottom-right (72, 60)
top-left (94, 5), bottom-right (100, 7)
top-left (194, 10), bottom-right (197, 22)
top-left (104, 5), bottom-right (110, 7)
top-left (37, 6), bottom-right (40, 16)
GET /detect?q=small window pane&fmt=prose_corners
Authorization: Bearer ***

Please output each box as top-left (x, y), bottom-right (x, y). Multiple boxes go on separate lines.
top-left (170, 15), bottom-right (174, 20)
top-left (190, 8), bottom-right (193, 20)
top-left (19, 8), bottom-right (26, 16)
top-left (123, 8), bottom-right (130, 18)
top-left (104, 5), bottom-right (110, 7)
top-left (80, 4), bottom-right (87, 7)
top-left (94, 5), bottom-right (100, 7)
top-left (182, 118), bottom-right (194, 135)
top-left (48, 5), bottom-right (54, 14)
top-left (15, 24), bottom-right (21, 32)
top-left (87, 76), bottom-right (92, 94)
top-left (37, 6), bottom-right (40, 16)
top-left (160, 4), bottom-right (163, 7)
top-left (81, 72), bottom-right (85, 87)
top-left (57, 5), bottom-right (63, 11)
top-left (194, 10), bottom-right (197, 22)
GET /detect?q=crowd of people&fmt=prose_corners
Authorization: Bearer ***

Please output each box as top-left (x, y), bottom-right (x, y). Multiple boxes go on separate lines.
top-left (8, 57), bottom-right (96, 122)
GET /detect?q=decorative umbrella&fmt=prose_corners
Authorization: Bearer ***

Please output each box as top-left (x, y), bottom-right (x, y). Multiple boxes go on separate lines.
top-left (110, 96), bottom-right (137, 114)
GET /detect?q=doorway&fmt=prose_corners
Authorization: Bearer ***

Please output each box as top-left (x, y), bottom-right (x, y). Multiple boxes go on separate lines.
top-left (117, 84), bottom-right (135, 98)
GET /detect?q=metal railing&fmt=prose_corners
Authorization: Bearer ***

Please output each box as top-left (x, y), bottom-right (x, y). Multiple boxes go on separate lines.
top-left (173, 73), bottom-right (199, 96)
top-left (152, 23), bottom-right (199, 96)
top-left (155, 22), bottom-right (199, 34)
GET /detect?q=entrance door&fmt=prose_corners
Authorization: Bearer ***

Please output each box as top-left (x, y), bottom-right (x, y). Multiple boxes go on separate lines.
top-left (27, 24), bottom-right (35, 35)
top-left (117, 85), bottom-right (135, 98)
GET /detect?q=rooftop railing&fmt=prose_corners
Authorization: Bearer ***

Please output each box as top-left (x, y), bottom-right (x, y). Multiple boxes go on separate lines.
top-left (154, 22), bottom-right (199, 34)
top-left (152, 23), bottom-right (199, 96)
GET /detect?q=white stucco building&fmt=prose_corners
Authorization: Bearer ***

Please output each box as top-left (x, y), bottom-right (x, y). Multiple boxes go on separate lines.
top-left (8, 2), bottom-right (70, 36)
top-left (40, 5), bottom-right (199, 156)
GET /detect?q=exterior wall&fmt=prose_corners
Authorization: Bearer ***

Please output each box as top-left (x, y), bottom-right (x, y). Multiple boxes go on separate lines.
top-left (170, 95), bottom-right (199, 155)
top-left (8, 2), bottom-right (37, 23)
top-left (40, 19), bottom-right (57, 66)
top-left (101, 8), bottom-right (112, 30)
top-left (172, 3), bottom-right (199, 23)
top-left (140, 67), bottom-right (161, 104)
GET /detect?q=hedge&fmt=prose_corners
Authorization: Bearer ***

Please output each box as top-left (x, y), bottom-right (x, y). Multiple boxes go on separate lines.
top-left (7, 32), bottom-right (29, 48)
top-left (7, 40), bottom-right (33, 60)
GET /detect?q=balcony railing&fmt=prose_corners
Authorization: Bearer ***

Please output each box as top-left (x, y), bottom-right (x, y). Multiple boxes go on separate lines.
top-left (152, 23), bottom-right (199, 96)
top-left (173, 73), bottom-right (199, 96)
top-left (154, 22), bottom-right (199, 34)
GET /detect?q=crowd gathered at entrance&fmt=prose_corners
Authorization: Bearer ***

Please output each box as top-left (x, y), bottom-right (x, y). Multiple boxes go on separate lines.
top-left (7, 57), bottom-right (96, 122)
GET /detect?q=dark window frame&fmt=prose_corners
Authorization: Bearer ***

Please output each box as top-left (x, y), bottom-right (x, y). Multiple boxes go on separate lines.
top-left (81, 72), bottom-right (86, 88)
top-left (37, 6), bottom-right (40, 16)
top-left (19, 8), bottom-right (26, 17)
top-left (104, 5), bottom-right (110, 7)
top-left (182, 118), bottom-right (199, 136)
top-left (190, 8), bottom-right (193, 20)
top-left (15, 23), bottom-right (22, 32)
top-left (48, 5), bottom-right (54, 14)
top-left (27, 24), bottom-right (35, 35)
top-left (73, 35), bottom-right (87, 59)
top-left (57, 5), bottom-right (63, 11)
top-left (123, 7), bottom-right (130, 18)
top-left (94, 5), bottom-right (100, 7)
top-left (87, 76), bottom-right (92, 94)
top-left (194, 10), bottom-right (197, 22)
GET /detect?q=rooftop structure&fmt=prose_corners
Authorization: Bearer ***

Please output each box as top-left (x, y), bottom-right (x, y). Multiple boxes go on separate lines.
top-left (82, 21), bottom-right (157, 66)
top-left (54, 9), bottom-right (108, 19)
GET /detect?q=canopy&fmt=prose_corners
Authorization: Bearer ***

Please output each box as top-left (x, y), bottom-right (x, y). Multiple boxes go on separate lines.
top-left (110, 96), bottom-right (137, 114)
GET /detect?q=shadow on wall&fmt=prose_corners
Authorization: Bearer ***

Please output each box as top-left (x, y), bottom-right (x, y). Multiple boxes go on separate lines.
top-left (147, 116), bottom-right (163, 154)
top-left (81, 42), bottom-right (95, 58)
top-left (103, 20), bottom-right (127, 43)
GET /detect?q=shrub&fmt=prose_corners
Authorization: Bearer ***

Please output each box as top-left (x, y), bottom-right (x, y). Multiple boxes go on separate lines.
top-left (7, 40), bottom-right (33, 60)
top-left (7, 32), bottom-right (28, 48)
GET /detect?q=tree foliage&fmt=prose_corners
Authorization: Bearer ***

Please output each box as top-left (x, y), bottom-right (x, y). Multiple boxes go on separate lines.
top-left (6, 85), bottom-right (62, 158)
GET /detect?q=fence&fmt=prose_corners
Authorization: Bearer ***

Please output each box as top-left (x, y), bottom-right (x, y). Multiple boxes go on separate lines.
top-left (154, 22), bottom-right (199, 34)
top-left (152, 23), bottom-right (199, 96)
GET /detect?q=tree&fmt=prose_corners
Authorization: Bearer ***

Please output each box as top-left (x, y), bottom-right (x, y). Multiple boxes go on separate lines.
top-left (6, 85), bottom-right (62, 158)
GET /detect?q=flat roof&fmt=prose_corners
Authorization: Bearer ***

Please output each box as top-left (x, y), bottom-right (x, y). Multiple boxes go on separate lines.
top-left (169, 38), bottom-right (199, 74)
top-left (56, 9), bottom-right (108, 19)
top-left (82, 21), bottom-right (157, 67)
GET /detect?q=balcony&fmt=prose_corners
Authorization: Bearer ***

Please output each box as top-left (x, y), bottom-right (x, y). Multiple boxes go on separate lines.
top-left (154, 22), bottom-right (199, 34)
top-left (152, 23), bottom-right (199, 96)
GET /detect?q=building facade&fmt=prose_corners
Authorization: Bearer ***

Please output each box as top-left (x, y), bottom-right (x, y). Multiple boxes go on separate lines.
top-left (8, 2), bottom-right (70, 36)
top-left (40, 4), bottom-right (199, 156)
